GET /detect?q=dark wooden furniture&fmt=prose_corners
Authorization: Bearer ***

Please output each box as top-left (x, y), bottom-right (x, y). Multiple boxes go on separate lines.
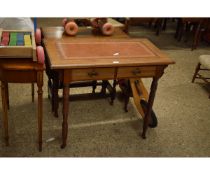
top-left (43, 28), bottom-right (174, 148)
top-left (175, 18), bottom-right (210, 50)
top-left (124, 18), bottom-right (167, 35)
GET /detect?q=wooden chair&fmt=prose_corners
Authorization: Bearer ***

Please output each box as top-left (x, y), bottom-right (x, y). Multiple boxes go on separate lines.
top-left (192, 55), bottom-right (210, 98)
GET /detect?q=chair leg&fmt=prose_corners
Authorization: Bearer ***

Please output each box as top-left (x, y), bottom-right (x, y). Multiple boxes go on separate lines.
top-left (1, 81), bottom-right (9, 146)
top-left (192, 23), bottom-right (202, 50)
top-left (92, 80), bottom-right (97, 93)
top-left (31, 83), bottom-right (34, 102)
top-left (124, 94), bottom-right (129, 112)
top-left (110, 80), bottom-right (117, 105)
top-left (192, 63), bottom-right (201, 83)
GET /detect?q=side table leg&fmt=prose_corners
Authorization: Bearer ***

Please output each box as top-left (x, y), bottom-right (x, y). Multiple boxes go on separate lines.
top-left (31, 83), bottom-right (34, 103)
top-left (5, 82), bottom-right (9, 110)
top-left (37, 71), bottom-right (43, 152)
top-left (141, 77), bottom-right (159, 139)
top-left (1, 81), bottom-right (9, 146)
top-left (53, 75), bottom-right (59, 118)
top-left (61, 84), bottom-right (69, 149)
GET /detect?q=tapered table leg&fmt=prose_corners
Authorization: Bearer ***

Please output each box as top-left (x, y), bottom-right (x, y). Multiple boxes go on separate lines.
top-left (1, 81), bottom-right (9, 146)
top-left (141, 77), bottom-right (159, 139)
top-left (37, 71), bottom-right (43, 152)
top-left (61, 83), bottom-right (69, 149)
top-left (53, 74), bottom-right (59, 118)
top-left (31, 83), bottom-right (34, 102)
top-left (5, 82), bottom-right (9, 110)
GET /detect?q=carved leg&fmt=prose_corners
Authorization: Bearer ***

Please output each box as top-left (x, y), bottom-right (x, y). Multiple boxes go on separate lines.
top-left (31, 83), bottom-right (34, 102)
top-left (37, 71), bottom-right (43, 152)
top-left (192, 63), bottom-right (201, 83)
top-left (1, 81), bottom-right (9, 146)
top-left (61, 83), bottom-right (69, 149)
top-left (5, 82), bottom-right (9, 109)
top-left (53, 75), bottom-right (59, 118)
top-left (141, 77), bottom-right (159, 139)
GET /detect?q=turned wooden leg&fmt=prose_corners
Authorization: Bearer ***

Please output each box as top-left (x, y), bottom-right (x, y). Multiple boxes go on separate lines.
top-left (61, 83), bottom-right (69, 149)
top-left (192, 63), bottom-right (201, 83)
top-left (53, 75), bottom-right (59, 118)
top-left (142, 77), bottom-right (159, 139)
top-left (5, 82), bottom-right (9, 110)
top-left (37, 71), bottom-right (43, 152)
top-left (31, 83), bottom-right (34, 102)
top-left (1, 81), bottom-right (9, 146)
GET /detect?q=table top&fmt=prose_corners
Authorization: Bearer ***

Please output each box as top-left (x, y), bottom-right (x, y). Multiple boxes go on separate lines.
top-left (43, 27), bottom-right (174, 69)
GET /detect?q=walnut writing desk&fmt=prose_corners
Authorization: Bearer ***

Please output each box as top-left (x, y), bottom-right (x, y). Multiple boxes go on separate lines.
top-left (43, 30), bottom-right (174, 148)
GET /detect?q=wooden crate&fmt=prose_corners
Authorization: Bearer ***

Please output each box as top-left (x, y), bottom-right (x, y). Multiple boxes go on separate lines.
top-left (0, 28), bottom-right (37, 61)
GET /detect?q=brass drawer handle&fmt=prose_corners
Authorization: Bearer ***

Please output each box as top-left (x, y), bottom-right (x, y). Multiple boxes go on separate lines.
top-left (88, 71), bottom-right (98, 77)
top-left (132, 68), bottom-right (141, 75)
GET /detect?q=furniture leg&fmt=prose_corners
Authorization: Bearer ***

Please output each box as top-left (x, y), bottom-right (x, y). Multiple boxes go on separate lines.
top-left (53, 75), bottom-right (59, 118)
top-left (31, 83), bottom-right (34, 102)
top-left (192, 23), bottom-right (202, 50)
top-left (178, 22), bottom-right (184, 41)
top-left (47, 79), bottom-right (51, 99)
top-left (124, 94), bottom-right (129, 112)
top-left (5, 82), bottom-right (9, 109)
top-left (162, 18), bottom-right (167, 30)
top-left (37, 71), bottom-right (43, 152)
top-left (175, 18), bottom-right (181, 39)
top-left (61, 83), bottom-right (69, 149)
top-left (1, 81), bottom-right (9, 146)
top-left (141, 77), bottom-right (159, 139)
top-left (110, 80), bottom-right (117, 105)
top-left (92, 80), bottom-right (97, 93)
top-left (48, 79), bottom-right (55, 112)
top-left (192, 63), bottom-right (201, 83)
top-left (101, 80), bottom-right (108, 94)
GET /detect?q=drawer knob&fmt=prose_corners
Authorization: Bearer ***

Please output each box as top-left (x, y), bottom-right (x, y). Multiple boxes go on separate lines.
top-left (88, 71), bottom-right (98, 77)
top-left (132, 68), bottom-right (141, 75)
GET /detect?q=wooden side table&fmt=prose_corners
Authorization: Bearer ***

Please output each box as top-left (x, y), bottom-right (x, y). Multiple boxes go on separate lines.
top-left (0, 59), bottom-right (44, 151)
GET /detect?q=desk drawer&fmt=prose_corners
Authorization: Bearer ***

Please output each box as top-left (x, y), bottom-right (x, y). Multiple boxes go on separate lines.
top-left (71, 68), bottom-right (115, 81)
top-left (117, 66), bottom-right (156, 78)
